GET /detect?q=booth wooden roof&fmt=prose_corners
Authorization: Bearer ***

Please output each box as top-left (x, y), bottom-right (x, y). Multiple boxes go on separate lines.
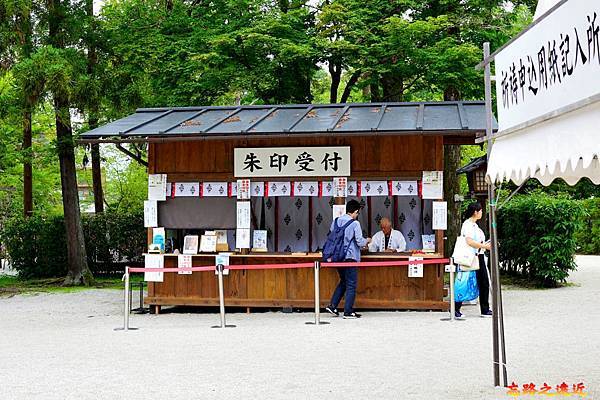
top-left (80, 101), bottom-right (496, 142)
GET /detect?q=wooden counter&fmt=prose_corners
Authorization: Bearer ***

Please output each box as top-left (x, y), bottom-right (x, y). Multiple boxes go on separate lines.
top-left (145, 253), bottom-right (448, 312)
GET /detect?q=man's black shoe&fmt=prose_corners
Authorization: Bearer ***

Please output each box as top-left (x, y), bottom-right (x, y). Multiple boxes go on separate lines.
top-left (325, 305), bottom-right (339, 317)
top-left (343, 312), bottom-right (361, 319)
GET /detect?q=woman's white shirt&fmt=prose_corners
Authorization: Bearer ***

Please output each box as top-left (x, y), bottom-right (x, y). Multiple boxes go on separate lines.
top-left (461, 219), bottom-right (486, 255)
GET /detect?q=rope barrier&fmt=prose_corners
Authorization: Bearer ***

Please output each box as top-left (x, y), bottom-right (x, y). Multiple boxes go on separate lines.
top-left (126, 258), bottom-right (449, 274)
top-left (324, 258), bottom-right (450, 268)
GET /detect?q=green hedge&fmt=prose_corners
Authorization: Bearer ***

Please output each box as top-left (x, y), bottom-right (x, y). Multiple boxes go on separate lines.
top-left (497, 194), bottom-right (583, 287)
top-left (574, 198), bottom-right (600, 255)
top-left (1, 211), bottom-right (146, 279)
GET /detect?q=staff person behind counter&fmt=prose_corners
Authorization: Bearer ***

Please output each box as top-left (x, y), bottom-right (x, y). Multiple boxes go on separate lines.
top-left (368, 217), bottom-right (407, 253)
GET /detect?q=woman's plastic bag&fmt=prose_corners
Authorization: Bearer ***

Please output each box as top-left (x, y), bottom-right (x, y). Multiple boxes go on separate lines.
top-left (454, 270), bottom-right (479, 302)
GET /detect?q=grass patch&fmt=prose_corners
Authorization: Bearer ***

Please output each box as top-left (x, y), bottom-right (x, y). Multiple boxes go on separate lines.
top-left (0, 275), bottom-right (143, 297)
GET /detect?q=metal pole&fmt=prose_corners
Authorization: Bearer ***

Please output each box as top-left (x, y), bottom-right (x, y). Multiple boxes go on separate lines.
top-left (484, 42), bottom-right (501, 387)
top-left (212, 264), bottom-right (235, 328)
top-left (114, 266), bottom-right (138, 331)
top-left (306, 261), bottom-right (329, 325)
top-left (440, 259), bottom-right (464, 322)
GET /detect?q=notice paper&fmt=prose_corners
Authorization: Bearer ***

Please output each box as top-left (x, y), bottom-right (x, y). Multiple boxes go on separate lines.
top-left (408, 257), bottom-right (424, 278)
top-left (144, 200), bottom-right (158, 228)
top-left (144, 254), bottom-right (164, 282)
top-left (432, 201), bottom-right (448, 230)
top-left (148, 174), bottom-right (167, 201)
top-left (332, 204), bottom-right (346, 220)
top-left (200, 234), bottom-right (217, 253)
top-left (215, 253), bottom-right (230, 276)
top-left (253, 230), bottom-right (268, 251)
top-left (236, 228), bottom-right (251, 249)
top-left (422, 171), bottom-right (443, 199)
top-left (333, 177), bottom-right (347, 197)
top-left (178, 254), bottom-right (192, 275)
top-left (237, 201), bottom-right (251, 229)
top-left (237, 179), bottom-right (251, 200)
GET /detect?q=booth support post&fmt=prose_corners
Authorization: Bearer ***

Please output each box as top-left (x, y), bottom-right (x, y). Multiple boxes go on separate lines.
top-left (483, 42), bottom-right (507, 387)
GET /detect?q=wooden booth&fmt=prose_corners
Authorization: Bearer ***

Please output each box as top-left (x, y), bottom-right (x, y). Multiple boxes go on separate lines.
top-left (81, 102), bottom-right (490, 312)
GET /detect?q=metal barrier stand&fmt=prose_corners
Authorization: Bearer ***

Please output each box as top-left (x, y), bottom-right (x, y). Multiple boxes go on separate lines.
top-left (211, 264), bottom-right (236, 328)
top-left (440, 259), bottom-right (464, 322)
top-left (115, 266), bottom-right (138, 331)
top-left (306, 261), bottom-right (329, 325)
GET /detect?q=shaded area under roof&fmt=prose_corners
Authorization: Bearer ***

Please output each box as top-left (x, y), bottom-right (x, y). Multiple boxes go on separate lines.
top-left (80, 101), bottom-right (497, 142)
top-left (457, 155), bottom-right (488, 174)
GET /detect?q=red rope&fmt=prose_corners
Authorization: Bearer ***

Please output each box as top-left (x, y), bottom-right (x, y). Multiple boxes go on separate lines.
top-left (323, 258), bottom-right (450, 268)
top-left (127, 258), bottom-right (449, 273)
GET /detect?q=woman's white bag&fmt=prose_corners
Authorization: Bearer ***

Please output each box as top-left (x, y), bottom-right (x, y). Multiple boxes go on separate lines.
top-left (452, 236), bottom-right (480, 271)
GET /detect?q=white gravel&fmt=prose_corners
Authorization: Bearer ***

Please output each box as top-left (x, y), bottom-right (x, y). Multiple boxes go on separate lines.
top-left (1, 256), bottom-right (598, 400)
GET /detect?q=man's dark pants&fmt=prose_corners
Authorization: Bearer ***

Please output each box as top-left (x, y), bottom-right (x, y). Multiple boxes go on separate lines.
top-left (330, 259), bottom-right (358, 314)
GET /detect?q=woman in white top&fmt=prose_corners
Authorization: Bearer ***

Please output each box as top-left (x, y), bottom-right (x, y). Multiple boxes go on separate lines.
top-left (455, 202), bottom-right (492, 318)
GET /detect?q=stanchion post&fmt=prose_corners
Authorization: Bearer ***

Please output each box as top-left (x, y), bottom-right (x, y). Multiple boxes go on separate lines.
top-left (115, 266), bottom-right (138, 331)
top-left (212, 264), bottom-right (235, 328)
top-left (306, 261), bottom-right (329, 325)
top-left (441, 259), bottom-right (464, 322)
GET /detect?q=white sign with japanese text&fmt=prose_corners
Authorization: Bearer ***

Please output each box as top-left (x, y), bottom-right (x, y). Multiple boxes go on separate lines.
top-left (495, 0), bottom-right (600, 131)
top-left (234, 147), bottom-right (351, 178)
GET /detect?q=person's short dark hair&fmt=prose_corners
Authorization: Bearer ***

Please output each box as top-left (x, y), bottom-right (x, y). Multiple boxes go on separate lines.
top-left (464, 202), bottom-right (483, 220)
top-left (346, 199), bottom-right (361, 214)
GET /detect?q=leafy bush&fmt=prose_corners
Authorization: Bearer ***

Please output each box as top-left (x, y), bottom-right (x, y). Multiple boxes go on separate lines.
top-left (1, 210), bottom-right (145, 279)
top-left (497, 193), bottom-right (583, 287)
top-left (574, 198), bottom-right (600, 255)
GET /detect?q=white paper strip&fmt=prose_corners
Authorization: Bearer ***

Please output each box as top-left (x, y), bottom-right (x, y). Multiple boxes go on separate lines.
top-left (148, 174), bottom-right (167, 201)
top-left (165, 182), bottom-right (172, 198)
top-left (144, 254), bottom-right (164, 282)
top-left (237, 179), bottom-right (250, 199)
top-left (144, 200), bottom-right (158, 228)
top-left (203, 182), bottom-right (228, 197)
top-left (360, 180), bottom-right (388, 196)
top-left (250, 181), bottom-right (264, 197)
top-left (333, 177), bottom-right (348, 197)
top-left (174, 182), bottom-right (200, 197)
top-left (230, 182), bottom-right (238, 197)
top-left (293, 181), bottom-right (319, 197)
top-left (346, 181), bottom-right (358, 197)
top-left (391, 180), bottom-right (418, 196)
top-left (266, 181), bottom-right (291, 197)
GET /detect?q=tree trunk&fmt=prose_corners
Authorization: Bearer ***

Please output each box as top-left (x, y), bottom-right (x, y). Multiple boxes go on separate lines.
top-left (443, 86), bottom-right (462, 257)
top-left (49, 0), bottom-right (93, 285)
top-left (86, 0), bottom-right (103, 213)
top-left (328, 61), bottom-right (341, 103)
top-left (340, 69), bottom-right (361, 103)
top-left (23, 111), bottom-right (33, 217)
top-left (55, 100), bottom-right (93, 286)
top-left (380, 73), bottom-right (404, 102)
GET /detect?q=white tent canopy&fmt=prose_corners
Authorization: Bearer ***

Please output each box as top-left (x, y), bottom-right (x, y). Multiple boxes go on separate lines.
top-left (486, 0), bottom-right (600, 186)
top-left (487, 101), bottom-right (600, 185)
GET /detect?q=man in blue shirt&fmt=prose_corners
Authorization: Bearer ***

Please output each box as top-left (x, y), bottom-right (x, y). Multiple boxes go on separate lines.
top-left (325, 200), bottom-right (371, 319)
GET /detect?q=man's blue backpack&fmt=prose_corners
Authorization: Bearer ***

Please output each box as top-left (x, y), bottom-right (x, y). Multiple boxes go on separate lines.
top-left (322, 218), bottom-right (356, 262)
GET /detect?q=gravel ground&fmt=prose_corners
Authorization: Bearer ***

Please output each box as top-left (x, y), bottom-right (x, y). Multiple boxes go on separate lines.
top-left (1, 256), bottom-right (598, 400)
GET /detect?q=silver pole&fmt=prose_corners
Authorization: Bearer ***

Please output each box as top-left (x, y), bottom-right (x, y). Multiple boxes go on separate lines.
top-left (212, 264), bottom-right (235, 328)
top-left (306, 261), bottom-right (329, 325)
top-left (114, 266), bottom-right (137, 331)
top-left (484, 41), bottom-right (501, 387)
top-left (440, 259), bottom-right (463, 322)
top-left (125, 269), bottom-right (130, 330)
top-left (218, 264), bottom-right (226, 327)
